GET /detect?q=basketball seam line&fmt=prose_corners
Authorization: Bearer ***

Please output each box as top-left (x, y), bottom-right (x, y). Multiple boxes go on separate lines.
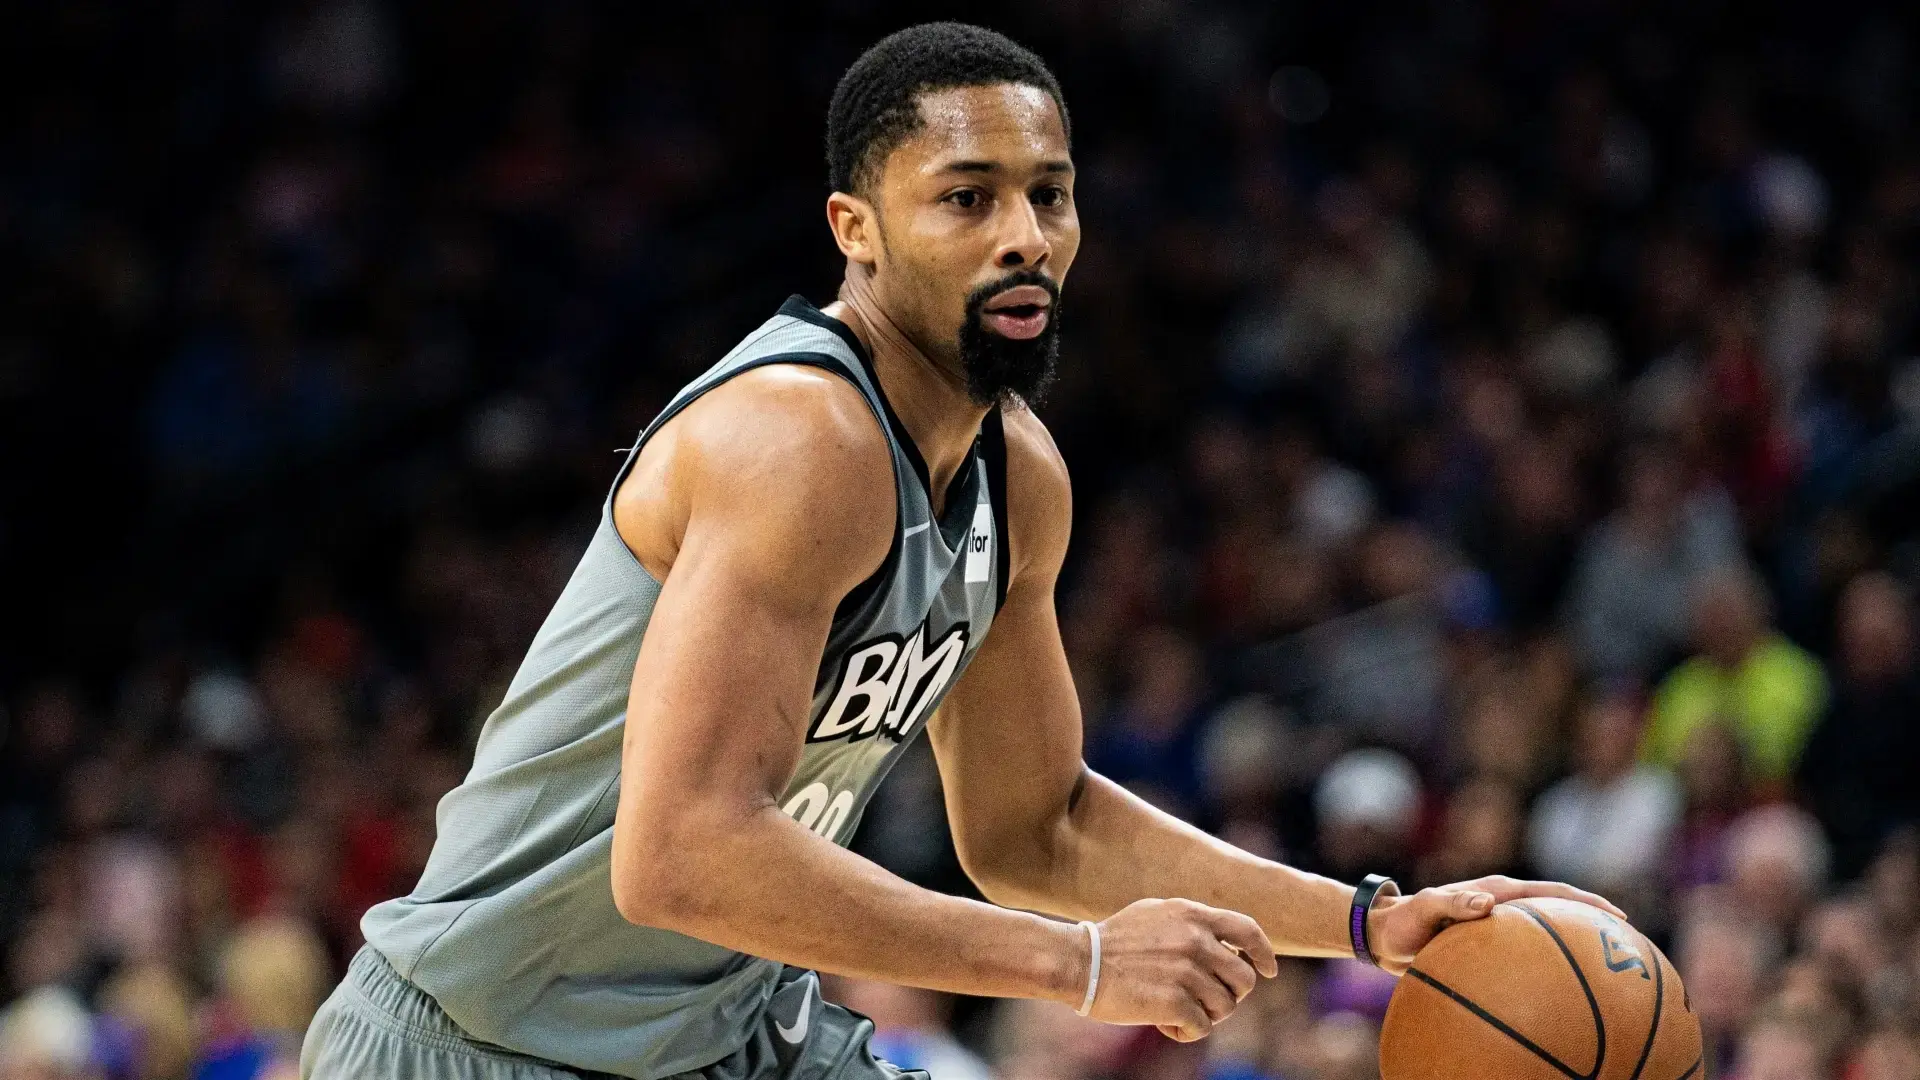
top-left (1404, 969), bottom-right (1586, 1080)
top-left (1515, 903), bottom-right (1607, 1080)
top-left (1626, 928), bottom-right (1665, 1080)
top-left (1675, 1058), bottom-right (1701, 1079)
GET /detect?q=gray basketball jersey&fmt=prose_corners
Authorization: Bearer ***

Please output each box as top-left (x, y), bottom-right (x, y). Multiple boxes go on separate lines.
top-left (360, 296), bottom-right (1009, 1079)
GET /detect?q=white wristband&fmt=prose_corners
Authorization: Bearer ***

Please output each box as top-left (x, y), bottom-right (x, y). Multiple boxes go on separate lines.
top-left (1075, 920), bottom-right (1101, 1016)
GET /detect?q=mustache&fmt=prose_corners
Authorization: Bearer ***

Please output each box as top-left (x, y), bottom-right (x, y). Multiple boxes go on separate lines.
top-left (964, 269), bottom-right (1061, 313)
top-left (957, 267), bottom-right (1063, 408)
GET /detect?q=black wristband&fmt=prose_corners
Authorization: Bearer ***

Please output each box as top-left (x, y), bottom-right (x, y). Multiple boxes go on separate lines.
top-left (1350, 874), bottom-right (1400, 967)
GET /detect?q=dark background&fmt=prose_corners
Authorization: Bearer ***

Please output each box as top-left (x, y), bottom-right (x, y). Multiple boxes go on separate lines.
top-left (3, 2), bottom-right (1920, 1078)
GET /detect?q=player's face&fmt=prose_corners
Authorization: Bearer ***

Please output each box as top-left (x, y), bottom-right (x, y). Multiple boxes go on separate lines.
top-left (869, 83), bottom-right (1079, 405)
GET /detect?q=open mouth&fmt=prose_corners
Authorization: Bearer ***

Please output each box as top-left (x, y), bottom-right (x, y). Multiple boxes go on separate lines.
top-left (982, 305), bottom-right (1049, 339)
top-left (980, 286), bottom-right (1054, 340)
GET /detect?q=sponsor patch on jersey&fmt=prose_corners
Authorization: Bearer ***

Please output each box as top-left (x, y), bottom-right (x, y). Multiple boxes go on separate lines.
top-left (965, 502), bottom-right (993, 583)
top-left (808, 620), bottom-right (970, 743)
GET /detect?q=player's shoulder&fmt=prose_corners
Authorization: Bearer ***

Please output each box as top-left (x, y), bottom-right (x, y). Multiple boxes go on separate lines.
top-left (620, 361), bottom-right (897, 589)
top-left (674, 363), bottom-right (894, 500)
top-left (997, 403), bottom-right (1072, 577)
top-left (1000, 404), bottom-right (1069, 494)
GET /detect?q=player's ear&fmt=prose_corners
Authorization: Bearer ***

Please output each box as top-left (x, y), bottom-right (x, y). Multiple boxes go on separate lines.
top-left (826, 191), bottom-right (880, 266)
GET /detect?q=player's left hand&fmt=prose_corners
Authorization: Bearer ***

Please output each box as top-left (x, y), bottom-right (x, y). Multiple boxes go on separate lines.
top-left (1366, 875), bottom-right (1627, 976)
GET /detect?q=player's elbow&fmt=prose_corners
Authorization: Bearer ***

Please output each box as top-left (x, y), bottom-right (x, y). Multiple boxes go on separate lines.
top-left (963, 865), bottom-right (1038, 911)
top-left (609, 809), bottom-right (712, 930)
top-left (609, 837), bottom-right (681, 928)
top-left (955, 830), bottom-right (1053, 910)
top-left (610, 860), bottom-right (677, 928)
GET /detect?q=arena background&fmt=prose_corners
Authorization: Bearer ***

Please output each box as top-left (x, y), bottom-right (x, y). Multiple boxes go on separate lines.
top-left (4, 1), bottom-right (1920, 1077)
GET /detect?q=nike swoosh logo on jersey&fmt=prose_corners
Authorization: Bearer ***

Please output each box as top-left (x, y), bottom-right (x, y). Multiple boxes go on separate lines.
top-left (902, 521), bottom-right (930, 538)
top-left (775, 977), bottom-right (814, 1045)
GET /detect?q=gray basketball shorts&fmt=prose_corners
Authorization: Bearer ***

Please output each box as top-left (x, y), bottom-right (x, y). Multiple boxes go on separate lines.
top-left (301, 946), bottom-right (930, 1080)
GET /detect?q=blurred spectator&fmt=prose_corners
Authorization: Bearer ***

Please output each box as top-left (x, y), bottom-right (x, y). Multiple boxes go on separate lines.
top-left (1454, 435), bottom-right (1582, 636)
top-left (0, 986), bottom-right (98, 1080)
top-left (1726, 805), bottom-right (1833, 941)
top-left (1298, 1012), bottom-right (1381, 1080)
top-left (1528, 690), bottom-right (1682, 913)
top-left (7, 910), bottom-right (88, 1005)
top-left (97, 963), bottom-right (197, 1080)
top-left (1854, 1026), bottom-right (1920, 1080)
top-left (1447, 660), bottom-right (1559, 793)
top-left (1798, 896), bottom-right (1895, 1027)
top-left (1086, 626), bottom-right (1211, 817)
top-left (0, 685), bottom-right (89, 936)
top-left (986, 997), bottom-right (1133, 1080)
top-left (1678, 901), bottom-right (1782, 1074)
top-left (1312, 524), bottom-right (1445, 756)
top-left (1562, 443), bottom-right (1743, 681)
top-left (1202, 959), bottom-right (1316, 1080)
top-left (1197, 696), bottom-right (1296, 861)
top-left (1311, 961), bottom-right (1398, 1029)
top-left (1799, 573), bottom-right (1920, 879)
top-left (824, 978), bottom-right (991, 1080)
top-left (1734, 1004), bottom-right (1842, 1080)
top-left (1418, 777), bottom-right (1528, 886)
top-left (191, 916), bottom-right (328, 1080)
top-left (1862, 831), bottom-right (1920, 947)
top-left (1313, 749), bottom-right (1421, 882)
top-left (1281, 440), bottom-right (1379, 555)
top-left (1643, 564), bottom-right (1828, 787)
top-left (1670, 721), bottom-right (1756, 891)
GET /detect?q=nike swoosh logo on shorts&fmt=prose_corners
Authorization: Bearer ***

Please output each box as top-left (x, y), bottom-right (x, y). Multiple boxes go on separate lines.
top-left (774, 977), bottom-right (814, 1045)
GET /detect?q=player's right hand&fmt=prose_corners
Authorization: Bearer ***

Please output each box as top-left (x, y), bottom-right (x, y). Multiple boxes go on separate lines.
top-left (1083, 897), bottom-right (1278, 1042)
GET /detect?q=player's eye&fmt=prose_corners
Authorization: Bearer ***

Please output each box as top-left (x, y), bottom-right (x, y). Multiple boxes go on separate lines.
top-left (944, 188), bottom-right (986, 209)
top-left (1032, 185), bottom-right (1069, 208)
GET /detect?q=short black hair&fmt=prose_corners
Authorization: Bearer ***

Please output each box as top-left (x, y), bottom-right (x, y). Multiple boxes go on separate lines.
top-left (827, 22), bottom-right (1070, 196)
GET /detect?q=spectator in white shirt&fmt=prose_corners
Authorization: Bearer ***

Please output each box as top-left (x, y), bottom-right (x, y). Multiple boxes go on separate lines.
top-left (1529, 690), bottom-right (1683, 915)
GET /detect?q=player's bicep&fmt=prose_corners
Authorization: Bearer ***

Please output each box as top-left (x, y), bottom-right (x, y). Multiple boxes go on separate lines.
top-left (618, 532), bottom-right (834, 810)
top-left (612, 373), bottom-right (894, 835)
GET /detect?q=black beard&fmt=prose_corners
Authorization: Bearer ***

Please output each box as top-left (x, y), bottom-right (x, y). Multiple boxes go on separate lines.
top-left (957, 269), bottom-right (1062, 408)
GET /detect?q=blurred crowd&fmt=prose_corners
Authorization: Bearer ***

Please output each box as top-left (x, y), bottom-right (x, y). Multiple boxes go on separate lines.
top-left (6, 1), bottom-right (1920, 1078)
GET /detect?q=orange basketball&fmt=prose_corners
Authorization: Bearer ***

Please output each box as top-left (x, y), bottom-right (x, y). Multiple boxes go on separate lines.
top-left (1380, 898), bottom-right (1703, 1080)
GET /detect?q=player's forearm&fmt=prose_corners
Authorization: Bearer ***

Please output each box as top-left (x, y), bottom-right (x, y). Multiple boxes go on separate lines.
top-left (1006, 771), bottom-right (1358, 958)
top-left (612, 801), bottom-right (1089, 1003)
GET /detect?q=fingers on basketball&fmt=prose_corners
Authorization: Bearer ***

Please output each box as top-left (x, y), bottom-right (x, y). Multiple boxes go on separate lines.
top-left (1380, 898), bottom-right (1701, 1080)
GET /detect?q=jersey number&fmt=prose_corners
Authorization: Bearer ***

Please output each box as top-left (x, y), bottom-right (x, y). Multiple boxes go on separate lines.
top-left (783, 783), bottom-right (854, 842)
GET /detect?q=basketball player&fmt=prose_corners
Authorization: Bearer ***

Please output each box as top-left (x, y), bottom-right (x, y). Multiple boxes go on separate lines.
top-left (302, 22), bottom-right (1623, 1080)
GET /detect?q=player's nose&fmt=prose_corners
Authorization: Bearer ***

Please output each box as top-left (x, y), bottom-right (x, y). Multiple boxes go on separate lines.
top-left (993, 199), bottom-right (1050, 270)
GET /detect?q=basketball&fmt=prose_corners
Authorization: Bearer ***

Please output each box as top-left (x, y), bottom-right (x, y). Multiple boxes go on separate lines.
top-left (1380, 898), bottom-right (1703, 1080)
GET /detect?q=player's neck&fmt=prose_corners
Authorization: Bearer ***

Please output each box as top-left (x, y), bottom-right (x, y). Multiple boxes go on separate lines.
top-left (823, 287), bottom-right (990, 518)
